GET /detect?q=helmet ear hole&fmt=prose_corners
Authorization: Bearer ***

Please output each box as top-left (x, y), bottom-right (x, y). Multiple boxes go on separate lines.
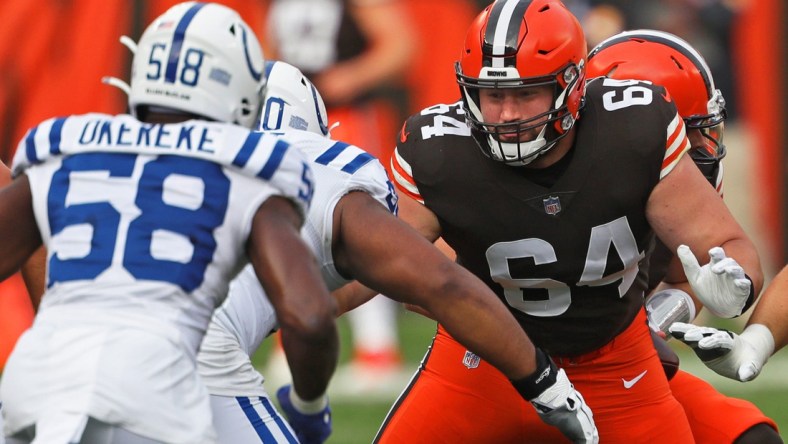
top-left (241, 98), bottom-right (252, 117)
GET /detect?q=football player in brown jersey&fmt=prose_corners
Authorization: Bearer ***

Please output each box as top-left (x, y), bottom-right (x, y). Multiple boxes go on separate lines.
top-left (584, 29), bottom-right (781, 444)
top-left (376, 0), bottom-right (764, 442)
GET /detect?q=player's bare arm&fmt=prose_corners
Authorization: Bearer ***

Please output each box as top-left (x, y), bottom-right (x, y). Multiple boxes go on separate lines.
top-left (331, 190), bottom-right (538, 380)
top-left (751, 266), bottom-right (788, 352)
top-left (330, 191), bottom-right (444, 314)
top-left (0, 162), bottom-right (10, 185)
top-left (395, 192), bottom-right (442, 243)
top-left (247, 195), bottom-right (339, 401)
top-left (0, 174), bottom-right (42, 281)
top-left (20, 247), bottom-right (46, 309)
top-left (647, 153), bottom-right (763, 300)
top-left (0, 163), bottom-right (46, 306)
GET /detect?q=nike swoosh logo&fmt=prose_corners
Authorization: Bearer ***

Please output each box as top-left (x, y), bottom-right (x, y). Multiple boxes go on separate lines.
top-left (622, 370), bottom-right (648, 389)
top-left (399, 123), bottom-right (410, 143)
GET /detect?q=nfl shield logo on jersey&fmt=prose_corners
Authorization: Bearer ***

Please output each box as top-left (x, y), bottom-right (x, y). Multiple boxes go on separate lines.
top-left (543, 196), bottom-right (561, 216)
top-left (463, 350), bottom-right (480, 369)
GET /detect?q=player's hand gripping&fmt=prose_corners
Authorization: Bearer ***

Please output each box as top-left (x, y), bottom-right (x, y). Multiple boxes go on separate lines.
top-left (670, 322), bottom-right (775, 382)
top-left (276, 385), bottom-right (332, 444)
top-left (677, 245), bottom-right (753, 318)
top-left (512, 349), bottom-right (599, 444)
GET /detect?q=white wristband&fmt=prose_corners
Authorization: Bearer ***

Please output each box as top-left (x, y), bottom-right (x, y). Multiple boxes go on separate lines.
top-left (740, 324), bottom-right (775, 365)
top-left (290, 389), bottom-right (329, 414)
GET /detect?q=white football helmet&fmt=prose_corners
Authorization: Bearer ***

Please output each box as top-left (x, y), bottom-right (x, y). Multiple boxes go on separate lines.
top-left (258, 61), bottom-right (330, 137)
top-left (124, 2), bottom-right (266, 128)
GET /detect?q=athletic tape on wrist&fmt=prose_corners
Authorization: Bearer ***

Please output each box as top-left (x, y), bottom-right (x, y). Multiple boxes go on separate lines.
top-left (737, 274), bottom-right (756, 316)
top-left (511, 348), bottom-right (558, 401)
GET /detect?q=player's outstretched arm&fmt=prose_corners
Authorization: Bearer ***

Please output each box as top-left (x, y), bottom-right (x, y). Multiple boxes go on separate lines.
top-left (333, 191), bottom-right (598, 443)
top-left (648, 154), bottom-right (763, 318)
top-left (750, 265), bottom-right (788, 353)
top-left (247, 196), bottom-right (339, 403)
top-left (20, 247), bottom-right (47, 310)
top-left (0, 174), bottom-right (43, 282)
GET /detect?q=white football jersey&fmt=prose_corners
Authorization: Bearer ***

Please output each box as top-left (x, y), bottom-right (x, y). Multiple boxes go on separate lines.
top-left (2, 113), bottom-right (313, 443)
top-left (0, 401), bottom-right (5, 444)
top-left (197, 129), bottom-right (396, 397)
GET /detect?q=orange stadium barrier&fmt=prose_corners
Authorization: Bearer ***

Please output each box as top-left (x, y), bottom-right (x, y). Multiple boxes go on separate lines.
top-left (0, 1), bottom-right (267, 164)
top-left (404, 0), bottom-right (477, 113)
top-left (733, 0), bottom-right (785, 266)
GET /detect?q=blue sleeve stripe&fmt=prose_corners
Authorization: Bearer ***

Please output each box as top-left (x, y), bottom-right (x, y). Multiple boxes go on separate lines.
top-left (314, 141), bottom-right (349, 166)
top-left (235, 396), bottom-right (278, 442)
top-left (48, 118), bottom-right (67, 155)
top-left (341, 152), bottom-right (374, 174)
top-left (260, 397), bottom-right (298, 443)
top-left (258, 140), bottom-right (289, 180)
top-left (164, 2), bottom-right (206, 83)
top-left (24, 127), bottom-right (39, 164)
top-left (233, 131), bottom-right (262, 168)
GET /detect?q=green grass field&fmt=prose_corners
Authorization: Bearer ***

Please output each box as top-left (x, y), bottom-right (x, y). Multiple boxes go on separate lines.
top-left (254, 310), bottom-right (787, 444)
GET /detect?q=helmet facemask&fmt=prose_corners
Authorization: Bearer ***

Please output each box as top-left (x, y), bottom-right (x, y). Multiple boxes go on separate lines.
top-left (457, 62), bottom-right (583, 165)
top-left (686, 89), bottom-right (727, 183)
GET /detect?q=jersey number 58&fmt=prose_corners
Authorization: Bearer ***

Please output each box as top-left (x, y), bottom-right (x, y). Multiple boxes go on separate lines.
top-left (47, 153), bottom-right (229, 292)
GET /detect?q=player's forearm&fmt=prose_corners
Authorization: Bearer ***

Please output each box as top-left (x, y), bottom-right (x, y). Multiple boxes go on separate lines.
top-left (747, 266), bottom-right (788, 353)
top-left (21, 246), bottom-right (47, 310)
top-left (331, 281), bottom-right (377, 314)
top-left (280, 326), bottom-right (339, 401)
top-left (424, 267), bottom-right (537, 380)
top-left (248, 197), bottom-right (339, 399)
top-left (0, 176), bottom-right (42, 281)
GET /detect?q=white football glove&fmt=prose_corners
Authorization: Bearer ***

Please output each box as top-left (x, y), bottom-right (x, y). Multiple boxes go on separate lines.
top-left (669, 322), bottom-right (774, 381)
top-left (531, 368), bottom-right (598, 444)
top-left (513, 349), bottom-right (598, 444)
top-left (676, 245), bottom-right (753, 318)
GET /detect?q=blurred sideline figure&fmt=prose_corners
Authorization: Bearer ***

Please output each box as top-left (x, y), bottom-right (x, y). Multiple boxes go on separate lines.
top-left (261, 0), bottom-right (417, 391)
top-left (0, 3), bottom-right (341, 443)
top-left (377, 0), bottom-right (762, 442)
top-left (586, 29), bottom-right (781, 444)
top-left (197, 60), bottom-right (598, 444)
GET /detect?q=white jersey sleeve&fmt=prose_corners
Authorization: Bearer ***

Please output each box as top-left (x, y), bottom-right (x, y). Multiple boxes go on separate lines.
top-left (197, 130), bottom-right (397, 396)
top-left (288, 130), bottom-right (397, 289)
